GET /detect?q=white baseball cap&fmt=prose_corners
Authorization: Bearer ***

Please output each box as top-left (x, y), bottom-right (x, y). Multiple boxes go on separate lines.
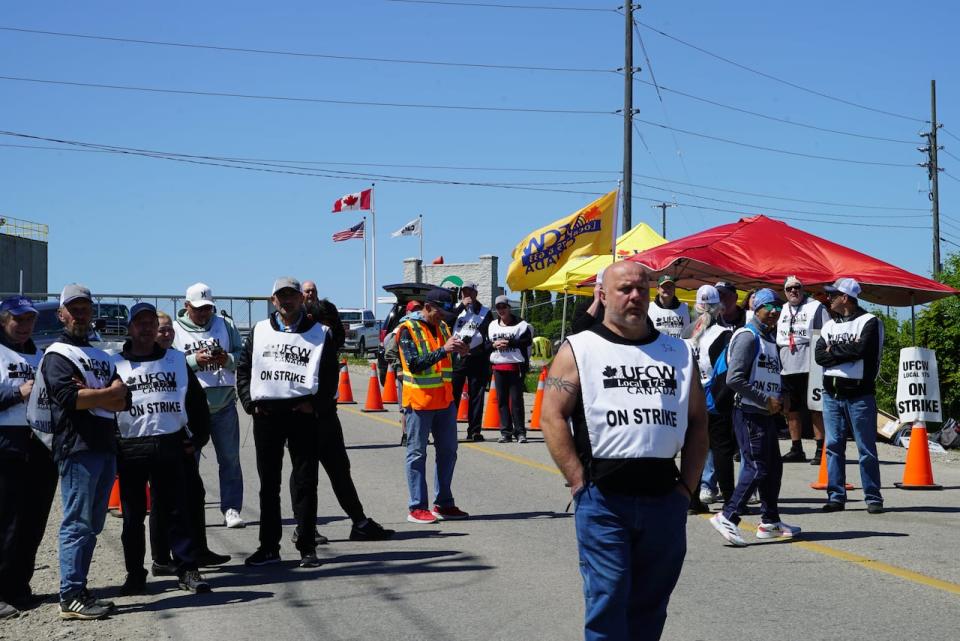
top-left (185, 282), bottom-right (214, 307)
top-left (824, 277), bottom-right (861, 299)
top-left (696, 285), bottom-right (720, 305)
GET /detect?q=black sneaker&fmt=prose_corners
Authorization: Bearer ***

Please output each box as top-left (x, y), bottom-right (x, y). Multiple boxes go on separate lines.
top-left (470, 433), bottom-right (485, 442)
top-left (195, 549), bottom-right (232, 566)
top-left (151, 560), bottom-right (177, 577)
top-left (292, 528), bottom-right (329, 546)
top-left (59, 594), bottom-right (110, 620)
top-left (687, 498), bottom-right (710, 515)
top-left (350, 518), bottom-right (396, 541)
top-left (299, 552), bottom-right (321, 568)
top-left (781, 448), bottom-right (807, 463)
top-left (810, 450), bottom-right (823, 465)
top-left (121, 572), bottom-right (147, 596)
top-left (866, 503), bottom-right (884, 514)
top-left (0, 601), bottom-right (20, 620)
top-left (178, 570), bottom-right (211, 593)
top-left (821, 501), bottom-right (845, 513)
top-left (517, 436), bottom-right (528, 444)
top-left (244, 549), bottom-right (281, 567)
top-left (497, 436), bottom-right (511, 443)
top-left (79, 589), bottom-right (114, 610)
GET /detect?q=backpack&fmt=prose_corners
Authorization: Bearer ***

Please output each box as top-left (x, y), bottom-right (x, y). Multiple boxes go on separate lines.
top-left (935, 417), bottom-right (960, 449)
top-left (706, 325), bottom-right (760, 414)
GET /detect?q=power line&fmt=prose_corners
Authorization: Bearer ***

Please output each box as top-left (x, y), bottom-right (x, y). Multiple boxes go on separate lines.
top-left (941, 148), bottom-right (960, 163)
top-left (944, 170), bottom-right (960, 184)
top-left (634, 20), bottom-right (925, 124)
top-left (941, 127), bottom-right (960, 144)
top-left (0, 25), bottom-right (613, 74)
top-left (0, 74), bottom-right (615, 115)
top-left (384, 0), bottom-right (616, 11)
top-left (633, 116), bottom-right (915, 167)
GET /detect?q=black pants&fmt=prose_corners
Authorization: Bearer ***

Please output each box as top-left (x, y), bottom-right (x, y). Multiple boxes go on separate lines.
top-left (290, 411), bottom-right (365, 531)
top-left (452, 357), bottom-right (489, 437)
top-left (254, 411), bottom-right (320, 554)
top-left (493, 369), bottom-right (525, 438)
top-left (149, 448), bottom-right (209, 564)
top-left (117, 433), bottom-right (197, 578)
top-left (0, 436), bottom-right (58, 603)
top-left (707, 411), bottom-right (737, 504)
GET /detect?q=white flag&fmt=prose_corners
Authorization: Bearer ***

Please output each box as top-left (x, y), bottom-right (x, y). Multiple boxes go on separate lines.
top-left (391, 217), bottom-right (421, 237)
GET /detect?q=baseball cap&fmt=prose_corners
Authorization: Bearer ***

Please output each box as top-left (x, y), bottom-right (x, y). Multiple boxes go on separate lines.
top-left (0, 296), bottom-right (37, 316)
top-left (494, 295), bottom-right (509, 307)
top-left (128, 302), bottom-right (157, 321)
top-left (715, 281), bottom-right (738, 295)
top-left (405, 300), bottom-right (423, 313)
top-left (60, 283), bottom-right (92, 307)
top-left (657, 275), bottom-right (676, 286)
top-left (784, 275), bottom-right (803, 289)
top-left (824, 277), bottom-right (861, 298)
top-left (460, 281), bottom-right (479, 292)
top-left (752, 288), bottom-right (783, 311)
top-left (424, 288), bottom-right (453, 308)
top-left (695, 285), bottom-right (720, 306)
top-left (271, 277), bottom-right (301, 295)
top-left (185, 282), bottom-right (214, 307)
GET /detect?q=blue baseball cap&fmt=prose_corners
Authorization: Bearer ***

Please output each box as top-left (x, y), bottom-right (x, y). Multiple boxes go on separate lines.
top-left (752, 288), bottom-right (783, 311)
top-left (0, 296), bottom-right (38, 316)
top-left (128, 302), bottom-right (158, 321)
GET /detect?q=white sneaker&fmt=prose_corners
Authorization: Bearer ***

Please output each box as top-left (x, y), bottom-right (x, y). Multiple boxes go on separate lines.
top-left (709, 513), bottom-right (747, 547)
top-left (756, 521), bottom-right (801, 539)
top-left (224, 509), bottom-right (245, 529)
top-left (699, 488), bottom-right (718, 505)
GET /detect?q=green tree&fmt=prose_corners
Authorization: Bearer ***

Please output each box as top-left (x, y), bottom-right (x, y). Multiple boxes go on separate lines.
top-left (914, 252), bottom-right (960, 421)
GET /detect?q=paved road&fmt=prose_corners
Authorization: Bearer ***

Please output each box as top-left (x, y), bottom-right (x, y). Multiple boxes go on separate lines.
top-left (14, 373), bottom-right (960, 641)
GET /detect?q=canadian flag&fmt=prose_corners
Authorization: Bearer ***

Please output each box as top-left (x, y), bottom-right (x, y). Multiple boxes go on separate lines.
top-left (331, 188), bottom-right (373, 213)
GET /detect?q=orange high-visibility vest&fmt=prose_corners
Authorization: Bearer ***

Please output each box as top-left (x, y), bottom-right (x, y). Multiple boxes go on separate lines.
top-left (398, 319), bottom-right (454, 411)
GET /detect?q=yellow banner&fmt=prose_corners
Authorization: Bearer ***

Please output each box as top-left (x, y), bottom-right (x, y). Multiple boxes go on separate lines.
top-left (506, 189), bottom-right (617, 291)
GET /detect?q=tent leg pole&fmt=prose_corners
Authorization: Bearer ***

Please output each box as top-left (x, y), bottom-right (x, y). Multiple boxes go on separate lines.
top-left (561, 292), bottom-right (569, 342)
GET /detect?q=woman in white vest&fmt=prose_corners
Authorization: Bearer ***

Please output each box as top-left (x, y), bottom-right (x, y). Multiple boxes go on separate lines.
top-left (487, 295), bottom-right (533, 443)
top-left (0, 297), bottom-right (57, 618)
top-left (112, 303), bottom-right (211, 596)
top-left (709, 289), bottom-right (801, 548)
top-left (647, 275), bottom-right (691, 339)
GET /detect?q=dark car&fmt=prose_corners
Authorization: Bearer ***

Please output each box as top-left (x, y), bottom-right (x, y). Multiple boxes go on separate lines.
top-left (94, 302), bottom-right (130, 337)
top-left (31, 301), bottom-right (113, 351)
top-left (376, 282), bottom-right (455, 384)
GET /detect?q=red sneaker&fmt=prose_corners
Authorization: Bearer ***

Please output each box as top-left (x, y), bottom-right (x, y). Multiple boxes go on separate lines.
top-left (407, 509), bottom-right (438, 524)
top-left (431, 505), bottom-right (469, 521)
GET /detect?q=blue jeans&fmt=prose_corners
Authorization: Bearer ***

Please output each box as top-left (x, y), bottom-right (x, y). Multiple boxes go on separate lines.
top-left (822, 393), bottom-right (883, 505)
top-left (405, 403), bottom-right (457, 511)
top-left (58, 450), bottom-right (116, 600)
top-left (206, 403), bottom-right (243, 513)
top-left (575, 484), bottom-right (688, 641)
top-left (723, 408), bottom-right (783, 525)
top-left (699, 450), bottom-right (717, 493)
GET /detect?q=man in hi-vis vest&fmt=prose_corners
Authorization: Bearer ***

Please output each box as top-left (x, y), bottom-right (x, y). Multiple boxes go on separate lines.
top-left (39, 284), bottom-right (129, 620)
top-left (399, 288), bottom-right (470, 524)
top-left (814, 278), bottom-right (884, 514)
top-left (541, 261), bottom-right (708, 641)
top-left (450, 281), bottom-right (494, 442)
top-left (112, 303), bottom-right (212, 596)
top-left (237, 278), bottom-right (339, 569)
top-left (173, 282), bottom-right (245, 529)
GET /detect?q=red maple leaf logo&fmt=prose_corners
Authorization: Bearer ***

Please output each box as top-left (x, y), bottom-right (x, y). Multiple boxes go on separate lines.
top-left (343, 194), bottom-right (358, 206)
top-left (581, 205), bottom-right (602, 222)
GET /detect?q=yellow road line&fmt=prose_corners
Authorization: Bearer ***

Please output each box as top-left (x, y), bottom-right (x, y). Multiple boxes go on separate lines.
top-left (342, 405), bottom-right (960, 596)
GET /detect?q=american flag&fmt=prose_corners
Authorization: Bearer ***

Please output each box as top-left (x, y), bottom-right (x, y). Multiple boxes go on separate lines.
top-left (332, 220), bottom-right (365, 242)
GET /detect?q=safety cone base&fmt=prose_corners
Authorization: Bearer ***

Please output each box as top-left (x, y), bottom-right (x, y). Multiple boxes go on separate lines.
top-left (809, 482), bottom-right (855, 490)
top-left (894, 481), bottom-right (942, 490)
top-left (361, 407), bottom-right (388, 413)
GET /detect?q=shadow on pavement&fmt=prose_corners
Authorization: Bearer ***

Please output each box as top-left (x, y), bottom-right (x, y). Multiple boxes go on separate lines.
top-left (797, 530), bottom-right (909, 542)
top-left (346, 443), bottom-right (403, 450)
top-left (881, 505), bottom-right (960, 514)
top-left (467, 510), bottom-right (571, 521)
top-left (110, 589), bottom-right (274, 613)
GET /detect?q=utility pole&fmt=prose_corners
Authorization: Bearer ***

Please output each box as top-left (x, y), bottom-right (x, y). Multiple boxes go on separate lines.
top-left (651, 202), bottom-right (676, 239)
top-left (621, 3), bottom-right (634, 234)
top-left (919, 80), bottom-right (942, 277)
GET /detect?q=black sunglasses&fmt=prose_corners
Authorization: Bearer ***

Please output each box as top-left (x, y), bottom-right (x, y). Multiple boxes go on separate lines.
top-left (784, 285), bottom-right (802, 292)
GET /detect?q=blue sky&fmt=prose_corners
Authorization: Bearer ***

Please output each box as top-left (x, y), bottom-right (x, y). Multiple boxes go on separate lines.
top-left (2, 1), bottom-right (957, 313)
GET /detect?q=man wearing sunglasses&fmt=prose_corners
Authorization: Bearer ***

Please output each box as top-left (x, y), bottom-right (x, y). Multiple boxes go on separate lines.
top-left (814, 278), bottom-right (884, 514)
top-left (710, 289), bottom-right (800, 546)
top-left (777, 276), bottom-right (831, 464)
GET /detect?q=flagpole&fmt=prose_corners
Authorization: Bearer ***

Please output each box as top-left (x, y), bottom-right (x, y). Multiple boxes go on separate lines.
top-left (612, 180), bottom-right (622, 259)
top-left (362, 216), bottom-right (368, 309)
top-left (370, 183), bottom-right (377, 314)
top-left (418, 214), bottom-right (423, 262)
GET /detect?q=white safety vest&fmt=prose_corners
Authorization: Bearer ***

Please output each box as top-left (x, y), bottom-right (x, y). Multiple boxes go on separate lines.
top-left (686, 324), bottom-right (730, 384)
top-left (250, 320), bottom-right (328, 401)
top-left (453, 305), bottom-right (490, 350)
top-left (113, 350), bottom-right (189, 439)
top-left (776, 298), bottom-right (826, 374)
top-left (0, 342), bottom-right (42, 427)
top-left (173, 315), bottom-right (236, 389)
top-left (820, 313), bottom-right (883, 380)
top-left (647, 300), bottom-right (690, 339)
top-left (488, 319), bottom-right (530, 365)
top-left (27, 342), bottom-right (116, 446)
top-left (566, 330), bottom-right (694, 459)
top-left (732, 327), bottom-right (782, 410)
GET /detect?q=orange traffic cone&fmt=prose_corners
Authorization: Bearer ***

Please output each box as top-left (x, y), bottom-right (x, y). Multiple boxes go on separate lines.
top-left (361, 362), bottom-right (387, 412)
top-left (337, 359), bottom-right (356, 404)
top-left (894, 423), bottom-right (943, 490)
top-left (108, 477), bottom-right (122, 516)
top-left (810, 445), bottom-right (854, 490)
top-left (382, 367), bottom-right (399, 404)
top-left (456, 390), bottom-right (469, 423)
top-left (528, 366), bottom-right (547, 431)
top-left (482, 374), bottom-right (501, 430)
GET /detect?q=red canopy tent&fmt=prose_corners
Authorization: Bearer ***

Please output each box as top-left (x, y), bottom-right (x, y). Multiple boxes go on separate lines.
top-left (579, 215), bottom-right (957, 306)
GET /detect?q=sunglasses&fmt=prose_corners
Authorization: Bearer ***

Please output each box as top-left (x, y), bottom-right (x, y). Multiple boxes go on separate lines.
top-left (825, 291), bottom-right (843, 299)
top-left (762, 304), bottom-right (782, 313)
top-left (784, 285), bottom-right (802, 292)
